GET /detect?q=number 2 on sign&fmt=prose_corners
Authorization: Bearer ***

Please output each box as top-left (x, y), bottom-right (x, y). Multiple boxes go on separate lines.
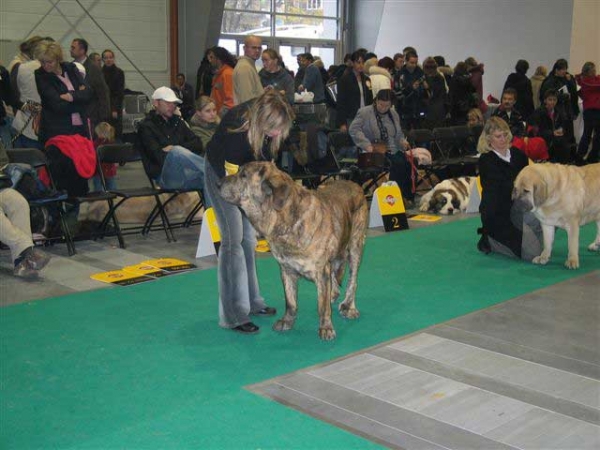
top-left (392, 216), bottom-right (400, 229)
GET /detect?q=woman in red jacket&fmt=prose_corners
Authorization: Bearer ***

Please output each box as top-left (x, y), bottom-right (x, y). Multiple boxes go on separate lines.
top-left (575, 61), bottom-right (600, 164)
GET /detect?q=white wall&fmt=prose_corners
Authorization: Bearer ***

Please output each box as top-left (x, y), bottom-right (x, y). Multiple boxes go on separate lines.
top-left (570, 0), bottom-right (600, 75)
top-left (354, 0), bottom-right (574, 100)
top-left (0, 0), bottom-right (170, 97)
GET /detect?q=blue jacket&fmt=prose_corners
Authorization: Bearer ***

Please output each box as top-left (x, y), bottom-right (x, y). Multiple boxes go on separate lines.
top-left (301, 64), bottom-right (325, 103)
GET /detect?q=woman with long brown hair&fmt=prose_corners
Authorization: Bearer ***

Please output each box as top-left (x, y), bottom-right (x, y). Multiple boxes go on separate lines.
top-left (204, 90), bottom-right (295, 334)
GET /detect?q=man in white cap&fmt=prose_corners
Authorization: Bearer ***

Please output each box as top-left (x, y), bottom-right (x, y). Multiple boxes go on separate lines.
top-left (137, 86), bottom-right (206, 195)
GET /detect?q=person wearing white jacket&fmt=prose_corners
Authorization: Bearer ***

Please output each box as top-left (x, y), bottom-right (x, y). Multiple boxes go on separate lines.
top-left (368, 57), bottom-right (394, 98)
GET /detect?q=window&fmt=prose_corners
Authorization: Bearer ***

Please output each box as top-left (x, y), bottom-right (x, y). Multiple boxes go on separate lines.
top-left (306, 0), bottom-right (323, 10)
top-left (220, 0), bottom-right (342, 58)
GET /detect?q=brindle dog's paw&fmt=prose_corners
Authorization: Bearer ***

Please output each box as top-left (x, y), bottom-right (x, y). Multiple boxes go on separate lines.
top-left (588, 242), bottom-right (600, 252)
top-left (272, 319), bottom-right (294, 332)
top-left (339, 304), bottom-right (360, 319)
top-left (319, 327), bottom-right (336, 340)
top-left (564, 258), bottom-right (579, 270)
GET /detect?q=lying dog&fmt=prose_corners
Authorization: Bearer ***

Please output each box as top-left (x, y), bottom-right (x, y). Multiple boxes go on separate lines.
top-left (512, 162), bottom-right (600, 269)
top-left (219, 161), bottom-right (368, 340)
top-left (419, 176), bottom-right (473, 215)
top-left (79, 192), bottom-right (202, 224)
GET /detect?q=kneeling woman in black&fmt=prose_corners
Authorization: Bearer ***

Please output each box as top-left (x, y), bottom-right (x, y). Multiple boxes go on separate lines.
top-left (477, 116), bottom-right (542, 260)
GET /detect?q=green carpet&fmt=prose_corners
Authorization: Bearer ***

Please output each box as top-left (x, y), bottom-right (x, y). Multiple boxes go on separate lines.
top-left (1, 218), bottom-right (598, 449)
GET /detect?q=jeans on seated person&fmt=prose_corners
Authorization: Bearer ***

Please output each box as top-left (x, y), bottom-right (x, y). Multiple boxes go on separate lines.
top-left (158, 145), bottom-right (210, 207)
top-left (12, 134), bottom-right (44, 150)
top-left (159, 146), bottom-right (205, 188)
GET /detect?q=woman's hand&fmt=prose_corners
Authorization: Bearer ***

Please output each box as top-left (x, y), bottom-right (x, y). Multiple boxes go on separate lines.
top-left (402, 139), bottom-right (410, 150)
top-left (365, 145), bottom-right (374, 153)
top-left (60, 93), bottom-right (74, 102)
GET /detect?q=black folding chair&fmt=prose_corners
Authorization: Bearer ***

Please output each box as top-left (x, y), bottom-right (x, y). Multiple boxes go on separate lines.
top-left (329, 131), bottom-right (390, 197)
top-left (143, 175), bottom-right (204, 233)
top-left (406, 128), bottom-right (436, 191)
top-left (95, 144), bottom-right (175, 243)
top-left (432, 126), bottom-right (479, 179)
top-left (6, 148), bottom-right (76, 255)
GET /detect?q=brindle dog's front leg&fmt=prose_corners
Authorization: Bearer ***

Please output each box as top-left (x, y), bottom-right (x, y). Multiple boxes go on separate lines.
top-left (317, 265), bottom-right (336, 340)
top-left (273, 268), bottom-right (298, 332)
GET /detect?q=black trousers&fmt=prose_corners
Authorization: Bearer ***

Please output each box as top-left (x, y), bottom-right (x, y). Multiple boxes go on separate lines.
top-left (578, 109), bottom-right (600, 163)
top-left (45, 145), bottom-right (89, 198)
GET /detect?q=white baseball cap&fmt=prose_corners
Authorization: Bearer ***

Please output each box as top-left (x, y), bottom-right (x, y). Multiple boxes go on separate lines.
top-left (151, 86), bottom-right (182, 104)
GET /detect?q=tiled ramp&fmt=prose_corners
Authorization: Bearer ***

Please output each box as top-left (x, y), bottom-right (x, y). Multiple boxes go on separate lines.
top-left (251, 271), bottom-right (600, 450)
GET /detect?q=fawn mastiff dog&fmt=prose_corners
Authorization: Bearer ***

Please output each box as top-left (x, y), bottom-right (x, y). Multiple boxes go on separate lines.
top-left (219, 161), bottom-right (368, 340)
top-left (512, 162), bottom-right (600, 269)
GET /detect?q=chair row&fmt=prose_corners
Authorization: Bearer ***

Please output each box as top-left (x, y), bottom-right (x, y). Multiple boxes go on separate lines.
top-left (7, 145), bottom-right (204, 256)
top-left (407, 126), bottom-right (481, 186)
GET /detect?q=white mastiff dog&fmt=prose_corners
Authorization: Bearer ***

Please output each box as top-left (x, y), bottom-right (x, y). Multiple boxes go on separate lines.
top-left (512, 162), bottom-right (600, 269)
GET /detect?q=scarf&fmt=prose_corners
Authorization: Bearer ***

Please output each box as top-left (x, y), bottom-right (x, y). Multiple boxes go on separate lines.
top-left (374, 105), bottom-right (396, 146)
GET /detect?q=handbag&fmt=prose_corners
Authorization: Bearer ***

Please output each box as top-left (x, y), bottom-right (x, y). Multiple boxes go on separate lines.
top-left (11, 101), bottom-right (42, 144)
top-left (358, 152), bottom-right (386, 169)
top-left (31, 112), bottom-right (41, 136)
top-left (372, 142), bottom-right (388, 154)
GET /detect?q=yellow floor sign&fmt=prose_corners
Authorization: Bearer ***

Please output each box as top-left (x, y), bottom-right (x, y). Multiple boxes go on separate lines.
top-left (408, 214), bottom-right (442, 222)
top-left (369, 182), bottom-right (409, 232)
top-left (197, 207), bottom-right (270, 258)
top-left (91, 258), bottom-right (197, 285)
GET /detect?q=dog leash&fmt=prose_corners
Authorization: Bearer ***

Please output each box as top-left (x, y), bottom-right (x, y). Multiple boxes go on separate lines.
top-left (406, 147), bottom-right (417, 194)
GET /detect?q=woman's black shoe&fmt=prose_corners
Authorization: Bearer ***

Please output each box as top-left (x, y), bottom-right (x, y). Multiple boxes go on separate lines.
top-left (252, 306), bottom-right (277, 316)
top-left (232, 322), bottom-right (260, 334)
top-left (477, 235), bottom-right (492, 254)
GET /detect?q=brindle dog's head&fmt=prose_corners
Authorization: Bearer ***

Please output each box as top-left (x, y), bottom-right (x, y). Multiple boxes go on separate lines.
top-left (512, 165), bottom-right (548, 211)
top-left (219, 161), bottom-right (293, 217)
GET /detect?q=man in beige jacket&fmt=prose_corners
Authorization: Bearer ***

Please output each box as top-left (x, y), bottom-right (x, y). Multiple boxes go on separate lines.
top-left (233, 35), bottom-right (263, 105)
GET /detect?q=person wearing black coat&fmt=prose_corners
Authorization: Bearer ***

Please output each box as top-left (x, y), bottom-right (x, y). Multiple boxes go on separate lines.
top-left (101, 49), bottom-right (125, 139)
top-left (477, 117), bottom-right (541, 260)
top-left (503, 60), bottom-right (534, 119)
top-left (397, 51), bottom-right (426, 130)
top-left (448, 62), bottom-right (477, 125)
top-left (35, 60), bottom-right (92, 142)
top-left (492, 88), bottom-right (525, 137)
top-left (137, 87), bottom-right (204, 191)
top-left (70, 39), bottom-right (111, 130)
top-left (195, 52), bottom-right (213, 99)
top-left (421, 57), bottom-right (447, 129)
top-left (35, 42), bottom-right (94, 197)
top-left (335, 50), bottom-right (373, 130)
top-left (527, 90), bottom-right (570, 163)
top-left (539, 59), bottom-right (579, 149)
top-left (204, 91), bottom-right (295, 334)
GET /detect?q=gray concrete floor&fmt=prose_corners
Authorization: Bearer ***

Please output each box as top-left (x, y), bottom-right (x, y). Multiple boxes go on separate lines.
top-left (252, 272), bottom-right (600, 449)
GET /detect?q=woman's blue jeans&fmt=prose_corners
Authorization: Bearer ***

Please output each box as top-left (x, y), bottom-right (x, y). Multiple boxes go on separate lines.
top-left (204, 161), bottom-right (266, 328)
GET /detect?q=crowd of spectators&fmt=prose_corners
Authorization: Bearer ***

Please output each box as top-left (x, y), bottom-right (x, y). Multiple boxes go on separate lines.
top-left (0, 35), bottom-right (599, 242)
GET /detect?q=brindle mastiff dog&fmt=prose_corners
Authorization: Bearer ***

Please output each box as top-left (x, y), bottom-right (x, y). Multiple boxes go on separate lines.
top-left (219, 161), bottom-right (368, 340)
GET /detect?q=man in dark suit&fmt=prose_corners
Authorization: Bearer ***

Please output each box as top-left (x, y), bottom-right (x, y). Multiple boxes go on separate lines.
top-left (335, 49), bottom-right (373, 131)
top-left (70, 38), bottom-right (110, 132)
